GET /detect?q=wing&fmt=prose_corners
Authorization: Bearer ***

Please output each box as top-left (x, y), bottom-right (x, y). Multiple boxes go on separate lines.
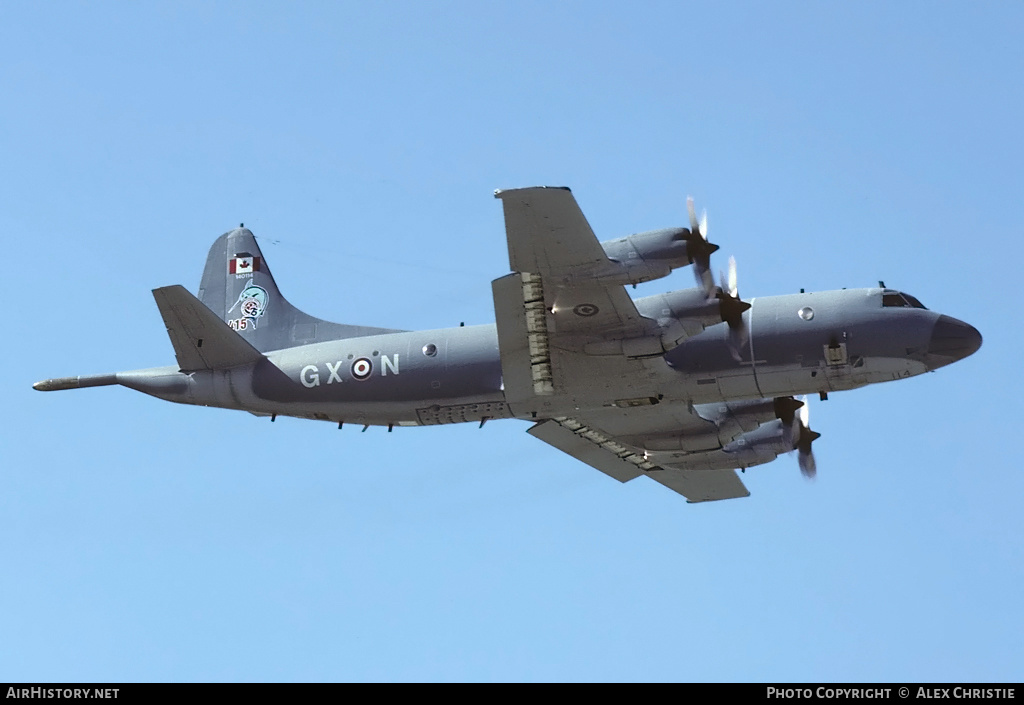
top-left (493, 187), bottom-right (755, 502)
top-left (527, 409), bottom-right (751, 503)
top-left (492, 187), bottom-right (666, 412)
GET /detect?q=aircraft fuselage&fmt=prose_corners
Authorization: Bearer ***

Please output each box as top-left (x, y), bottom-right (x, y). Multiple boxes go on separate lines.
top-left (112, 286), bottom-right (977, 429)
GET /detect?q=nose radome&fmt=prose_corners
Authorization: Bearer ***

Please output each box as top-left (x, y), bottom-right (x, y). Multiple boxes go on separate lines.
top-left (928, 315), bottom-right (982, 367)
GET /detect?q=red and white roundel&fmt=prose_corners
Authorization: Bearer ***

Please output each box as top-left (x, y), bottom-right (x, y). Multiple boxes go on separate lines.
top-left (351, 357), bottom-right (373, 380)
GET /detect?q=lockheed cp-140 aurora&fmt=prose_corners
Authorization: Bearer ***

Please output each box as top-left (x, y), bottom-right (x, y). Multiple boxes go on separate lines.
top-left (35, 187), bottom-right (982, 501)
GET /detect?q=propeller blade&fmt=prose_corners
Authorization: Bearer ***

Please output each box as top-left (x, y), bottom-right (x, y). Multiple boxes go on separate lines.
top-left (798, 449), bottom-right (817, 479)
top-left (726, 324), bottom-right (747, 363)
top-left (684, 196), bottom-right (719, 300)
top-left (793, 396), bottom-right (821, 480)
top-left (775, 396), bottom-right (803, 448)
top-left (687, 196), bottom-right (705, 240)
top-left (719, 256), bottom-right (739, 298)
top-left (716, 255), bottom-right (748, 360)
top-left (783, 418), bottom-right (796, 449)
top-left (694, 264), bottom-right (716, 300)
top-left (774, 396), bottom-right (803, 425)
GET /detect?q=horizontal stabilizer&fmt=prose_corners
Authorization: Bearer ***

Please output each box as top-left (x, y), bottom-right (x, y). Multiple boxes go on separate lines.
top-left (153, 285), bottom-right (265, 372)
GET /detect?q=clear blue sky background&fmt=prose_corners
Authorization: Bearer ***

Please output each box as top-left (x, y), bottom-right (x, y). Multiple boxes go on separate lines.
top-left (2, 2), bottom-right (1021, 682)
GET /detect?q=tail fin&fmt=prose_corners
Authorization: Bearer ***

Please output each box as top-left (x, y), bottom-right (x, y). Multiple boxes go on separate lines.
top-left (197, 227), bottom-right (403, 352)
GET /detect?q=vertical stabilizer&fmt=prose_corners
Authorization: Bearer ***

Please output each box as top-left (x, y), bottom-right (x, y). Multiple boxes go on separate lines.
top-left (198, 227), bottom-right (403, 352)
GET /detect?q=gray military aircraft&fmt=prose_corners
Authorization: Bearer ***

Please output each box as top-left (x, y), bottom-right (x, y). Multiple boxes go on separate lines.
top-left (34, 187), bottom-right (982, 502)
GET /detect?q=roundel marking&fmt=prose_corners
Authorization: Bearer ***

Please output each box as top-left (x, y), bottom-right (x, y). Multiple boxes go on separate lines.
top-left (351, 357), bottom-right (373, 380)
top-left (573, 303), bottom-right (600, 317)
top-left (241, 299), bottom-right (261, 317)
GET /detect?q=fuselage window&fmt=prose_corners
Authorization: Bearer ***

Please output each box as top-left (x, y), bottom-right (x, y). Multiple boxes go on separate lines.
top-left (422, 343), bottom-right (438, 357)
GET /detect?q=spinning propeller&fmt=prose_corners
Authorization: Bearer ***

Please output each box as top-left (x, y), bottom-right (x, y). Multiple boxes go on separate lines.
top-left (683, 196), bottom-right (751, 361)
top-left (717, 256), bottom-right (750, 362)
top-left (788, 396), bottom-right (821, 479)
top-left (679, 196), bottom-right (753, 360)
top-left (685, 196), bottom-right (719, 299)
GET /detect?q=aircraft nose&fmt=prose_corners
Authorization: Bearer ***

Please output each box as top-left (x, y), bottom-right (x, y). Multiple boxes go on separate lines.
top-left (927, 315), bottom-right (982, 368)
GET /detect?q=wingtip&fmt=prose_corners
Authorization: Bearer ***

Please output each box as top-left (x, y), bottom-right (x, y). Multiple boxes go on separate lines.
top-left (494, 186), bottom-right (572, 199)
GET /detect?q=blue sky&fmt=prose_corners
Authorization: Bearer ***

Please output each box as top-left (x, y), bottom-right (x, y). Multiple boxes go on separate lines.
top-left (2, 1), bottom-right (1021, 682)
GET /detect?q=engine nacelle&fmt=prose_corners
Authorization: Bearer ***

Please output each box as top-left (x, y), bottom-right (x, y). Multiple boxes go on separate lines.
top-left (720, 419), bottom-right (793, 459)
top-left (638, 397), bottom-right (802, 452)
top-left (644, 420), bottom-right (793, 471)
top-left (583, 288), bottom-right (728, 359)
top-left (696, 396), bottom-right (802, 435)
top-left (634, 288), bottom-right (726, 349)
top-left (598, 228), bottom-right (692, 285)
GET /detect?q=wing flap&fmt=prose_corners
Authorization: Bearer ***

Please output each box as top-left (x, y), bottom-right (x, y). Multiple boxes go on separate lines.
top-left (528, 418), bottom-right (649, 483)
top-left (153, 285), bottom-right (265, 372)
top-left (492, 273), bottom-right (553, 404)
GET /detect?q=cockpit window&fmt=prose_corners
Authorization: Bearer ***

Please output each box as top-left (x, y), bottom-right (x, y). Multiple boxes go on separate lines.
top-left (901, 293), bottom-right (927, 309)
top-left (882, 291), bottom-right (928, 309)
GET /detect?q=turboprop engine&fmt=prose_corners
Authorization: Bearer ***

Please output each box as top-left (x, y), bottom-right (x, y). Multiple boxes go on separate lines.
top-left (633, 286), bottom-right (750, 351)
top-left (598, 228), bottom-right (695, 285)
top-left (639, 396), bottom-right (821, 477)
top-left (717, 419), bottom-right (794, 465)
top-left (637, 397), bottom-right (804, 452)
top-left (594, 196), bottom-right (722, 287)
